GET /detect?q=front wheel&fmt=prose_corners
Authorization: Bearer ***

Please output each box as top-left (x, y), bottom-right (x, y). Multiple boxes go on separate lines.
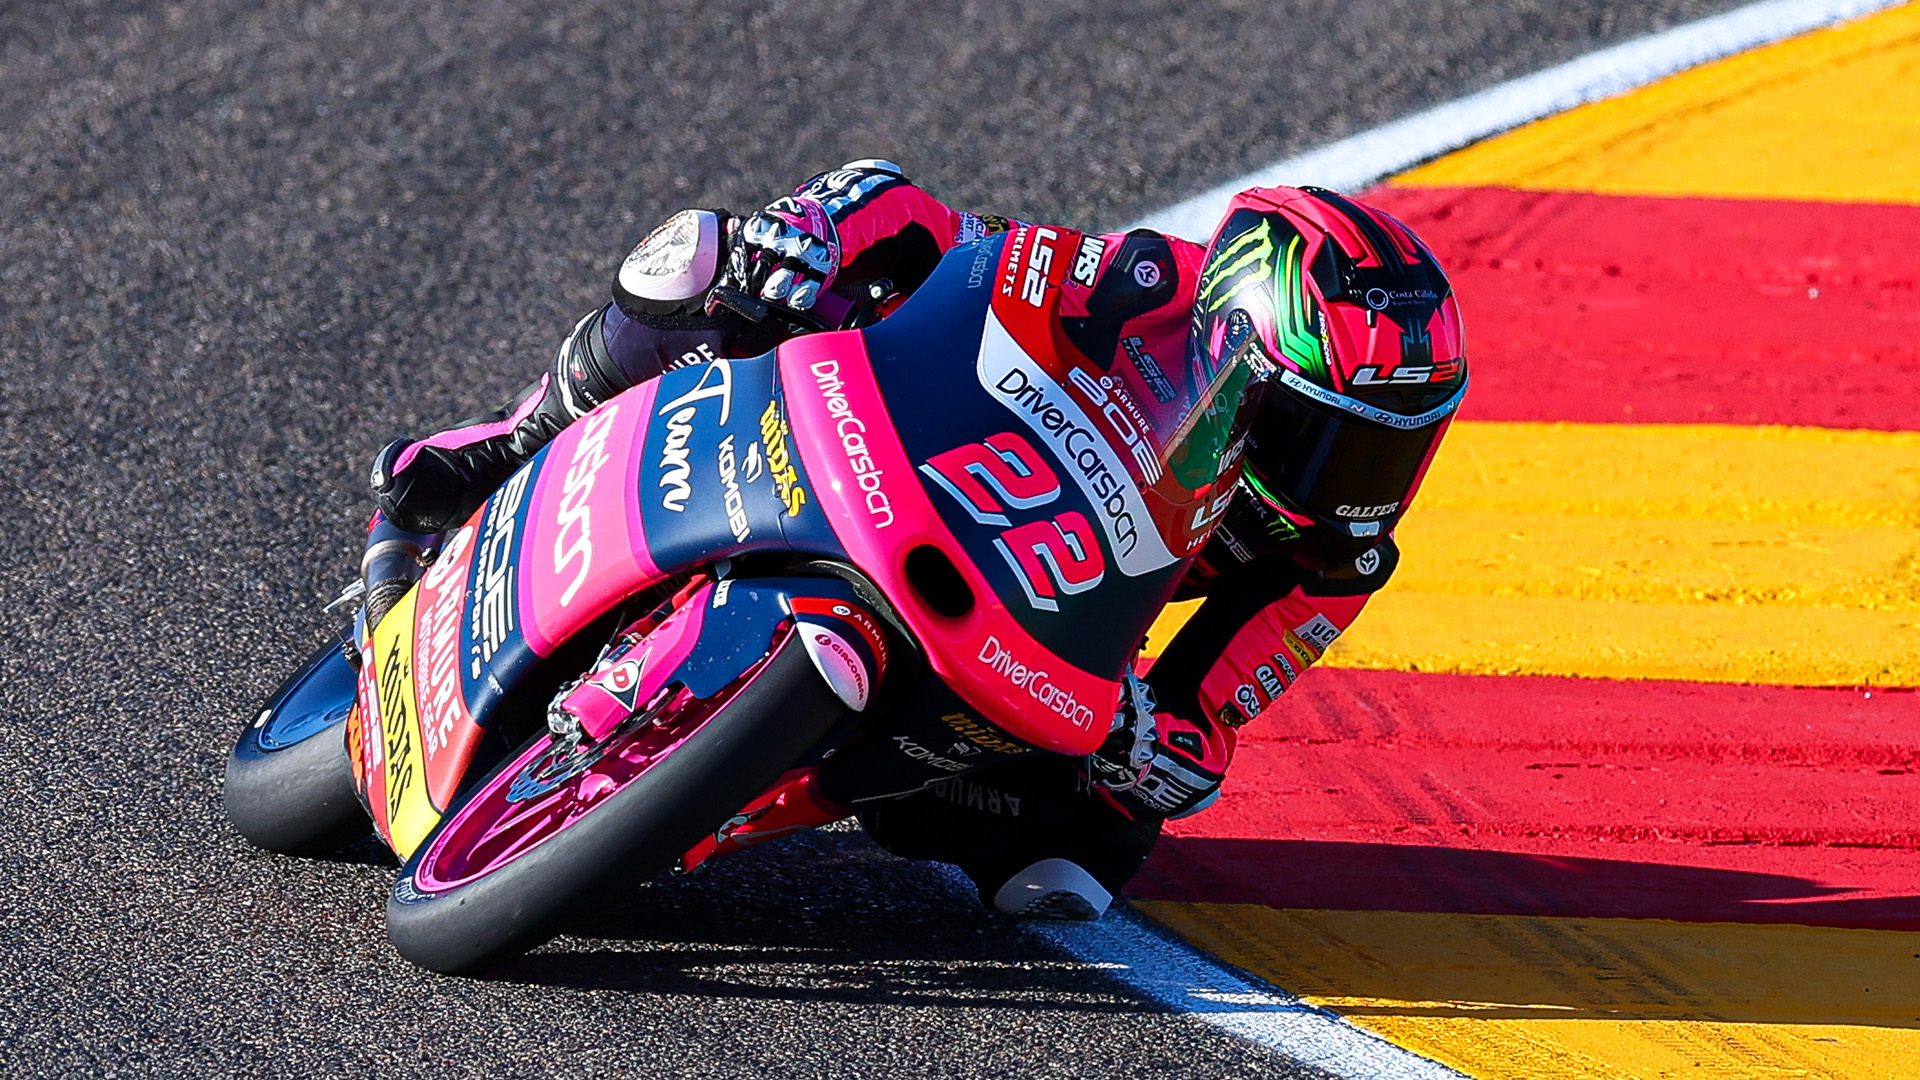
top-left (386, 625), bottom-right (847, 974)
top-left (225, 633), bottom-right (372, 855)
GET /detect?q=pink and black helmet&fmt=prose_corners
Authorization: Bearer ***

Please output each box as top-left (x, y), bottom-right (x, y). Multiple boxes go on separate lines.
top-left (1190, 185), bottom-right (1467, 554)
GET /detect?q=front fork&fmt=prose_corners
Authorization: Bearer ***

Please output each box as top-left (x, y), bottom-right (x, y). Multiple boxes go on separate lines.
top-left (536, 572), bottom-right (894, 874)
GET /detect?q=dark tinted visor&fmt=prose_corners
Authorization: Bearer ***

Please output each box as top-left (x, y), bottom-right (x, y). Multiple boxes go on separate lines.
top-left (1247, 371), bottom-right (1455, 532)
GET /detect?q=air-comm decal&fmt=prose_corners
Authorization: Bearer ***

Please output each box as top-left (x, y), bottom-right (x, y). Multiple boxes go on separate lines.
top-left (976, 311), bottom-right (1178, 576)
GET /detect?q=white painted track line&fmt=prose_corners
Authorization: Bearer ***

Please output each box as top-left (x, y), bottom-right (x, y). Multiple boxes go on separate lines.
top-left (1130, 0), bottom-right (1907, 242)
top-left (1030, 907), bottom-right (1472, 1080)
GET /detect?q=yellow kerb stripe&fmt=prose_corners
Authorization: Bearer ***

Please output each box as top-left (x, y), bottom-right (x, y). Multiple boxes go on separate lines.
top-left (1136, 901), bottom-right (1920, 1080)
top-left (1144, 422), bottom-right (1920, 686)
top-left (1392, 3), bottom-right (1920, 205)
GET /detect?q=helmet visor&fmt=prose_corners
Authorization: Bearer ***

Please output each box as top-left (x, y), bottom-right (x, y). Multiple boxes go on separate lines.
top-left (1247, 368), bottom-right (1462, 534)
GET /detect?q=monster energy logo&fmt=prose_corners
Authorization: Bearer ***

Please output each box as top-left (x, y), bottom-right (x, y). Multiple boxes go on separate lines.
top-left (1197, 219), bottom-right (1275, 314)
top-left (1196, 218), bottom-right (1327, 381)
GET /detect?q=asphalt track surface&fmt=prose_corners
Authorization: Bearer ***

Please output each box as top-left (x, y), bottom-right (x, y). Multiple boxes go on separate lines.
top-left (0, 2), bottom-right (1755, 1076)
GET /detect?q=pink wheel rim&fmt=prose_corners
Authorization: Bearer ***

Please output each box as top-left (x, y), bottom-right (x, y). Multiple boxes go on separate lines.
top-left (411, 631), bottom-right (787, 892)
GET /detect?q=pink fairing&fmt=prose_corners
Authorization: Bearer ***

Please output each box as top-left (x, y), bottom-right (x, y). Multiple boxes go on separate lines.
top-left (777, 333), bottom-right (1114, 756)
top-left (517, 383), bottom-right (664, 656)
top-left (394, 373), bottom-right (552, 474)
top-left (1196, 585), bottom-right (1372, 745)
top-left (557, 588), bottom-right (710, 742)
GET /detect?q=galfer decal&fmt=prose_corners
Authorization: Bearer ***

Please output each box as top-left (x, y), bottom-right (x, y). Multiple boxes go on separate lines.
top-left (656, 357), bottom-right (735, 513)
top-left (800, 625), bottom-right (871, 711)
top-left (1336, 501), bottom-right (1400, 519)
top-left (976, 633), bottom-right (1098, 731)
top-left (471, 469), bottom-right (531, 675)
top-left (977, 312), bottom-right (1178, 576)
top-left (416, 525), bottom-right (474, 756)
top-left (1255, 663), bottom-right (1285, 699)
top-left (552, 403), bottom-right (622, 608)
top-left (809, 359), bottom-right (893, 528)
top-left (757, 400), bottom-right (808, 517)
top-left (716, 435), bottom-right (750, 542)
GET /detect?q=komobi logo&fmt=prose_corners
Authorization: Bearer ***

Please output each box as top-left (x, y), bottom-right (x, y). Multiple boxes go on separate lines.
top-left (976, 634), bottom-right (1098, 731)
top-left (977, 314), bottom-right (1178, 576)
top-left (471, 468), bottom-right (531, 675)
top-left (757, 400), bottom-right (808, 517)
top-left (808, 359), bottom-right (894, 528)
top-left (715, 435), bottom-right (750, 542)
top-left (892, 735), bottom-right (969, 773)
top-left (552, 402), bottom-right (622, 609)
top-left (656, 359), bottom-right (734, 513)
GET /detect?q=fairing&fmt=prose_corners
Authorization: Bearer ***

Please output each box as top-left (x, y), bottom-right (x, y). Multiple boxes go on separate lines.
top-left (353, 227), bottom-right (1259, 853)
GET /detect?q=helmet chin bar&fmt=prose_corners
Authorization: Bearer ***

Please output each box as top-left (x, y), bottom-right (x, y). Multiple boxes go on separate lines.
top-left (617, 209), bottom-right (723, 304)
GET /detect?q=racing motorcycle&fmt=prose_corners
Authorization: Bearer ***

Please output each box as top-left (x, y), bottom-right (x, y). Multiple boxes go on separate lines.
top-left (226, 224), bottom-right (1255, 974)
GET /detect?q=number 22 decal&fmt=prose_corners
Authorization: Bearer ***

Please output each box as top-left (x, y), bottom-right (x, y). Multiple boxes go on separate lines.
top-left (920, 433), bottom-right (1106, 612)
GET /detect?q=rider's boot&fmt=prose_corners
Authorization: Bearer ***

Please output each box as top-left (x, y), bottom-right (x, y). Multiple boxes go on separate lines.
top-left (992, 858), bottom-right (1112, 921)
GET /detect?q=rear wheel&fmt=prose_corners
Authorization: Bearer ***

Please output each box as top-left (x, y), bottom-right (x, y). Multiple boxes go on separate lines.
top-left (225, 633), bottom-right (372, 855)
top-left (386, 624), bottom-right (846, 974)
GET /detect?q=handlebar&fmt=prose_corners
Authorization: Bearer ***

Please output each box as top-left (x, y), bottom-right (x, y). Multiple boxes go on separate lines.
top-left (707, 277), bottom-right (898, 336)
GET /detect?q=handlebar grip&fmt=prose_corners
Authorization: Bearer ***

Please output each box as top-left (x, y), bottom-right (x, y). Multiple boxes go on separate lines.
top-left (708, 284), bottom-right (832, 334)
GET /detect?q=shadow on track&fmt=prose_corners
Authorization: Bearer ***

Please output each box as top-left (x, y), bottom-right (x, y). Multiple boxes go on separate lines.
top-left (478, 826), bottom-right (1157, 1013)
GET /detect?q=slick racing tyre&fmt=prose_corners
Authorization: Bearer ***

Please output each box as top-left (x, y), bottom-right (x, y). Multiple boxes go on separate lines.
top-left (225, 632), bottom-right (372, 855)
top-left (387, 624), bottom-right (846, 974)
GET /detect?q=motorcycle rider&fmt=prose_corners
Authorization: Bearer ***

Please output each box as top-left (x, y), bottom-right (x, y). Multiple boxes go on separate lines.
top-left (369, 160), bottom-right (1467, 921)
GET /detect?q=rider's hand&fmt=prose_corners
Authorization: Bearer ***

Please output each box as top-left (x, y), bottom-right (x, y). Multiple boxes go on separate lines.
top-left (1091, 674), bottom-right (1228, 821)
top-left (721, 159), bottom-right (910, 311)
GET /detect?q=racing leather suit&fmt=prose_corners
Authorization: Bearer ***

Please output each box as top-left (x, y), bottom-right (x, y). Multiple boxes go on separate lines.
top-left (371, 165), bottom-right (1396, 900)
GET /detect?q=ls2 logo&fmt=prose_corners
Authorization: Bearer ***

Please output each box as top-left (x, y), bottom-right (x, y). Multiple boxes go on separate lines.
top-left (918, 432), bottom-right (1105, 613)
